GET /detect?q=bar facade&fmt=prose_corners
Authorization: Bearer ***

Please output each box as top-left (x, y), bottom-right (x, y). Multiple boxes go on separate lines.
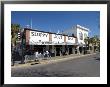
top-left (24, 28), bottom-right (77, 57)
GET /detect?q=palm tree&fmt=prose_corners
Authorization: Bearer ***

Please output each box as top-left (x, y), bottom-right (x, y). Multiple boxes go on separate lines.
top-left (11, 24), bottom-right (20, 48)
top-left (90, 35), bottom-right (100, 52)
top-left (11, 24), bottom-right (20, 33)
top-left (84, 37), bottom-right (90, 50)
top-left (84, 35), bottom-right (100, 53)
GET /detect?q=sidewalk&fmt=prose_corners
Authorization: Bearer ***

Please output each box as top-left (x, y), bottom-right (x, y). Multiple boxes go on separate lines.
top-left (11, 53), bottom-right (98, 68)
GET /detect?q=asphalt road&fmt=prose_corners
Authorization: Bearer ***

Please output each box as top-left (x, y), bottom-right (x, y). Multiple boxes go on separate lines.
top-left (11, 53), bottom-right (100, 77)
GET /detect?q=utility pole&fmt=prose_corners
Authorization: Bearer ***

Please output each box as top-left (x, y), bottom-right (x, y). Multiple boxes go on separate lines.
top-left (31, 18), bottom-right (32, 29)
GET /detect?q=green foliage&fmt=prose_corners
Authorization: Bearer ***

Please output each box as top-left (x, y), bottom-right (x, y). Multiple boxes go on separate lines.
top-left (84, 35), bottom-right (100, 46)
top-left (90, 35), bottom-right (100, 46)
top-left (11, 24), bottom-right (20, 46)
top-left (11, 24), bottom-right (20, 33)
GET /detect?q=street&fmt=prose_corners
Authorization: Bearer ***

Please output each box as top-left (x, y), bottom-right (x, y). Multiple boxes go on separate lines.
top-left (11, 53), bottom-right (100, 77)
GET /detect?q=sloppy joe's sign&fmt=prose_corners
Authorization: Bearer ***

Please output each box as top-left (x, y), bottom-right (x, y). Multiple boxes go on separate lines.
top-left (29, 31), bottom-right (49, 45)
top-left (31, 31), bottom-right (48, 37)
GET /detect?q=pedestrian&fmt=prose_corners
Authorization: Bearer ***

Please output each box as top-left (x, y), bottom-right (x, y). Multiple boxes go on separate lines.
top-left (34, 51), bottom-right (40, 63)
top-left (48, 50), bottom-right (51, 58)
top-left (46, 50), bottom-right (49, 59)
top-left (43, 51), bottom-right (46, 59)
top-left (39, 52), bottom-right (42, 60)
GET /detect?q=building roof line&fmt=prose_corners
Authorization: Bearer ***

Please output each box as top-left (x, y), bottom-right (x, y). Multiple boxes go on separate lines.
top-left (24, 28), bottom-right (77, 38)
top-left (76, 24), bottom-right (89, 31)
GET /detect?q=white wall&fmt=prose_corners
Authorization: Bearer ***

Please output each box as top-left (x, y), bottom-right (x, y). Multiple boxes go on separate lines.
top-left (77, 27), bottom-right (89, 44)
top-left (29, 31), bottom-right (49, 45)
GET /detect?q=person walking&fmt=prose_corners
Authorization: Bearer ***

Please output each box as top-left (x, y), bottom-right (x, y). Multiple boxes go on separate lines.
top-left (48, 50), bottom-right (51, 58)
top-left (43, 51), bottom-right (46, 59)
top-left (34, 51), bottom-right (40, 63)
top-left (46, 50), bottom-right (49, 59)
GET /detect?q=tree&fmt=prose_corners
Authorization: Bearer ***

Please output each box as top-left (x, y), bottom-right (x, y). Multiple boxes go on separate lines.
top-left (84, 37), bottom-right (90, 50)
top-left (84, 35), bottom-right (100, 53)
top-left (11, 24), bottom-right (20, 48)
top-left (90, 35), bottom-right (100, 52)
top-left (11, 24), bottom-right (20, 33)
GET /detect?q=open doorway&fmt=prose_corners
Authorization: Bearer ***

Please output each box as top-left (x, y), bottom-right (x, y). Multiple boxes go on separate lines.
top-left (69, 48), bottom-right (72, 54)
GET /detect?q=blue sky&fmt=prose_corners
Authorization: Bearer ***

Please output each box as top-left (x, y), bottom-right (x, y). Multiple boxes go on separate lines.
top-left (11, 11), bottom-right (100, 37)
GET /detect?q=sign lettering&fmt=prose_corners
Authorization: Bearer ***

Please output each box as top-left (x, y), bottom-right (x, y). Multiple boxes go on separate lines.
top-left (68, 37), bottom-right (73, 40)
top-left (54, 34), bottom-right (62, 39)
top-left (31, 31), bottom-right (48, 37)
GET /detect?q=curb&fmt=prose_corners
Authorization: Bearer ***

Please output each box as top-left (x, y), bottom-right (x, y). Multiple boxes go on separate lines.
top-left (43, 53), bottom-right (97, 64)
top-left (11, 53), bottom-right (97, 68)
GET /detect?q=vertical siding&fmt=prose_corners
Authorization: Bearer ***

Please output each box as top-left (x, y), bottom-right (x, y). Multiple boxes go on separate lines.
top-left (64, 36), bottom-right (66, 43)
top-left (26, 30), bottom-right (30, 45)
top-left (49, 33), bottom-right (52, 41)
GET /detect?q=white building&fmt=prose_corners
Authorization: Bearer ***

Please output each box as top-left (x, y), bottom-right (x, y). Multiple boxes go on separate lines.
top-left (73, 24), bottom-right (89, 45)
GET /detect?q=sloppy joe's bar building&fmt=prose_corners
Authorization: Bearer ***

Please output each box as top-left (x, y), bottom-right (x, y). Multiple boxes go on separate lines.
top-left (23, 28), bottom-right (77, 57)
